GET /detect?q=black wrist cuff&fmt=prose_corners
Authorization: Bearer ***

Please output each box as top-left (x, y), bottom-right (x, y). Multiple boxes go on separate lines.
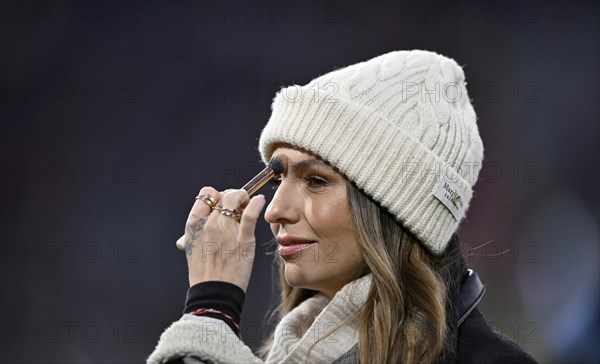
top-left (184, 281), bottom-right (246, 325)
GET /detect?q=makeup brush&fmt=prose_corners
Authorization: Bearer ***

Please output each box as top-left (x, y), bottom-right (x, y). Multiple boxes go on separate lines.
top-left (176, 157), bottom-right (285, 251)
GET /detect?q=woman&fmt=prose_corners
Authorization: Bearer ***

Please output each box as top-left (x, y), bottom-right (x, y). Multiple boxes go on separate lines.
top-left (148, 50), bottom-right (537, 363)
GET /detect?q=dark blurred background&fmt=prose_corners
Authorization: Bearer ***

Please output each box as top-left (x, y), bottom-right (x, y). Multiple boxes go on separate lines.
top-left (1, 1), bottom-right (598, 363)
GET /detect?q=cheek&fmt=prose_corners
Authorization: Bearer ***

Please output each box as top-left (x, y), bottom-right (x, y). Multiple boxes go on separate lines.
top-left (308, 190), bottom-right (353, 238)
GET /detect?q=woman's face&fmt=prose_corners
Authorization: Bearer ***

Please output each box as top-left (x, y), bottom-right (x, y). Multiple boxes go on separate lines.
top-left (264, 146), bottom-right (365, 299)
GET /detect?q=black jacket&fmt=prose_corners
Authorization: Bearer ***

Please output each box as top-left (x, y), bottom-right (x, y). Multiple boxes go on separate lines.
top-left (330, 307), bottom-right (537, 364)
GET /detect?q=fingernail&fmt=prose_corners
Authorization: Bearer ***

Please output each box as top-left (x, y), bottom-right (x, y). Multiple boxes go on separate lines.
top-left (256, 194), bottom-right (265, 199)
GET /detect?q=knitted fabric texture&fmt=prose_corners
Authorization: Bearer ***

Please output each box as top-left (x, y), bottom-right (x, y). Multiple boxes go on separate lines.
top-left (266, 274), bottom-right (371, 363)
top-left (259, 50), bottom-right (484, 254)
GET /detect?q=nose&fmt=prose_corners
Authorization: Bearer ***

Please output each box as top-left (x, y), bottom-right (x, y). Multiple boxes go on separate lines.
top-left (264, 178), bottom-right (300, 226)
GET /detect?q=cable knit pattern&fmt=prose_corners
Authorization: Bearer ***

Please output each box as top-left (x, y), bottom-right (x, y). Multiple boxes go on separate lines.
top-left (259, 50), bottom-right (484, 254)
top-left (147, 275), bottom-right (372, 364)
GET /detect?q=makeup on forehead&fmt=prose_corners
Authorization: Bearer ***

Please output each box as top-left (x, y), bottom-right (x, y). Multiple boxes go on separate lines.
top-left (269, 155), bottom-right (333, 174)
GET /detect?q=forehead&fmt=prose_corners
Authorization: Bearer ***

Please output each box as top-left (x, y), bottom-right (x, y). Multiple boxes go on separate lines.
top-left (270, 145), bottom-right (337, 173)
top-left (271, 146), bottom-right (314, 160)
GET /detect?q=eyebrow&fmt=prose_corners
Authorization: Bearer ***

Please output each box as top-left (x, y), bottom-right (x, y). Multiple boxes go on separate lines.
top-left (292, 158), bottom-right (331, 172)
top-left (270, 156), bottom-right (332, 174)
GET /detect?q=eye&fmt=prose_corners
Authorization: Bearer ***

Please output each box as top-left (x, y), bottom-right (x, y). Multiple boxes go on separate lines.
top-left (270, 175), bottom-right (282, 190)
top-left (305, 175), bottom-right (328, 188)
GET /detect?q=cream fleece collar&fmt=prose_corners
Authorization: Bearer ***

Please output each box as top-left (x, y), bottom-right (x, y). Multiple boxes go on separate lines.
top-left (266, 274), bottom-right (372, 363)
top-left (146, 275), bottom-right (372, 364)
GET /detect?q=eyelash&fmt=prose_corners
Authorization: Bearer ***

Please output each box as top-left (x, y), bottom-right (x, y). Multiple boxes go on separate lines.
top-left (305, 175), bottom-right (328, 187)
top-left (269, 177), bottom-right (281, 189)
top-left (270, 175), bottom-right (329, 189)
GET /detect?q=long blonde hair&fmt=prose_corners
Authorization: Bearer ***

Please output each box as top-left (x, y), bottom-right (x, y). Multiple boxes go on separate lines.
top-left (260, 180), bottom-right (463, 363)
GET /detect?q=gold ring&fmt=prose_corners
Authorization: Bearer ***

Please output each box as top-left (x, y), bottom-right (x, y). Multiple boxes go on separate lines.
top-left (196, 194), bottom-right (217, 209)
top-left (214, 205), bottom-right (241, 221)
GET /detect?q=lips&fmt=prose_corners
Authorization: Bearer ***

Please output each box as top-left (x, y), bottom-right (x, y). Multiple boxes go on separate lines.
top-left (276, 235), bottom-right (317, 257)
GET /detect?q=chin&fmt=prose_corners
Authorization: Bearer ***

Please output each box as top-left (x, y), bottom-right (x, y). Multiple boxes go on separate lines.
top-left (283, 263), bottom-right (340, 296)
top-left (283, 262), bottom-right (305, 287)
top-left (283, 261), bottom-right (318, 290)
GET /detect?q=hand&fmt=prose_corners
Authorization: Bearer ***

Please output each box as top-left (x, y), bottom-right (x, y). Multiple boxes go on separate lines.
top-left (184, 187), bottom-right (266, 292)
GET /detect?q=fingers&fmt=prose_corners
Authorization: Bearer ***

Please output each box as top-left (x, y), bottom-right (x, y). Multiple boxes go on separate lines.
top-left (238, 195), bottom-right (266, 242)
top-left (220, 189), bottom-right (250, 210)
top-left (188, 188), bottom-right (263, 235)
top-left (189, 186), bottom-right (220, 226)
top-left (184, 188), bottom-right (266, 291)
top-left (216, 189), bottom-right (250, 229)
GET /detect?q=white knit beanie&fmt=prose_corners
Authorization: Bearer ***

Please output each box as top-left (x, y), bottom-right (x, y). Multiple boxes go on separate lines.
top-left (259, 50), bottom-right (484, 255)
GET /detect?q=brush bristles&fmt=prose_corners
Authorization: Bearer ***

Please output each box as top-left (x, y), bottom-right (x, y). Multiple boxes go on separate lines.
top-left (241, 158), bottom-right (285, 196)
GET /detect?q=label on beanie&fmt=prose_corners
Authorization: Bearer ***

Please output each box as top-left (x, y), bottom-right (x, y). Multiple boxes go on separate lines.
top-left (432, 175), bottom-right (467, 221)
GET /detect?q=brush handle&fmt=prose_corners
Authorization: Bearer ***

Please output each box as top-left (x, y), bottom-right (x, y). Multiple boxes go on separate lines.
top-left (241, 167), bottom-right (274, 196)
top-left (176, 167), bottom-right (274, 251)
top-left (176, 235), bottom-right (186, 251)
